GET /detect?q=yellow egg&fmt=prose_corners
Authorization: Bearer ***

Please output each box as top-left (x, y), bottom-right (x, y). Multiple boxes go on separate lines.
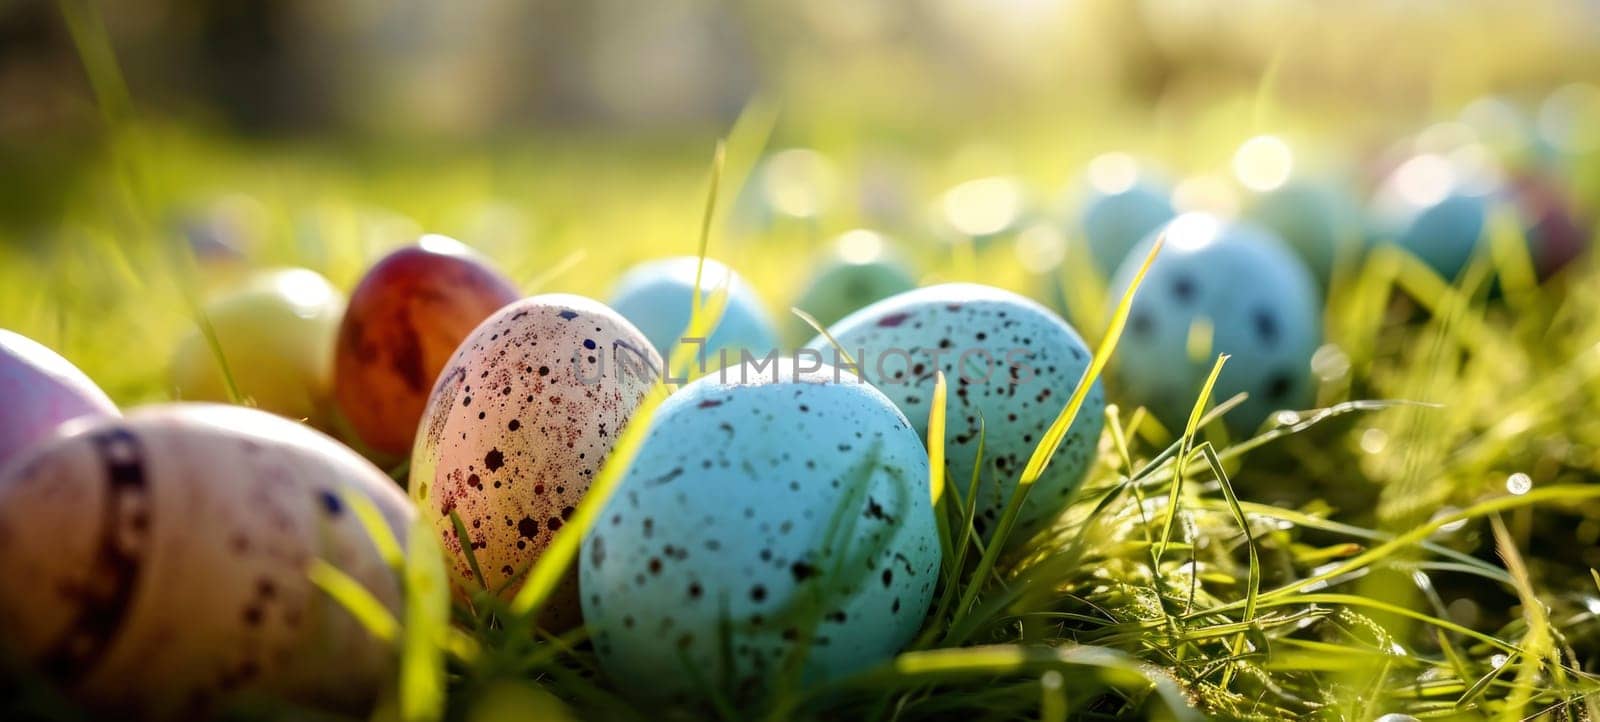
top-left (409, 294), bottom-right (660, 629)
top-left (0, 404), bottom-right (412, 719)
top-left (169, 268), bottom-right (345, 427)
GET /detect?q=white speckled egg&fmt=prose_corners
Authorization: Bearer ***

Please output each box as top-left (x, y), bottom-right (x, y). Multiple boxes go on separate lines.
top-left (580, 361), bottom-right (937, 704)
top-left (0, 329), bottom-right (119, 469)
top-left (1109, 213), bottom-right (1322, 434)
top-left (608, 257), bottom-right (778, 369)
top-left (409, 294), bottom-right (661, 629)
top-left (0, 403), bottom-right (412, 720)
top-left (809, 283), bottom-right (1104, 543)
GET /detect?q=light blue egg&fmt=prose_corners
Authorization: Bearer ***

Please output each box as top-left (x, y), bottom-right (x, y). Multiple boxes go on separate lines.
top-left (1109, 214), bottom-right (1322, 435)
top-left (809, 283), bottom-right (1103, 543)
top-left (609, 257), bottom-right (779, 369)
top-left (1369, 153), bottom-right (1501, 281)
top-left (581, 361), bottom-right (937, 704)
top-left (1241, 179), bottom-right (1364, 284)
top-left (1072, 161), bottom-right (1176, 279)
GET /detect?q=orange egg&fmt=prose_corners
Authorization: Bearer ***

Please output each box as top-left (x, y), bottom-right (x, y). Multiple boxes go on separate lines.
top-left (335, 236), bottom-right (520, 458)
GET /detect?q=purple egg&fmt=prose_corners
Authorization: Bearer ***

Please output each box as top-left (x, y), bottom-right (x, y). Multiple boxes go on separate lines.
top-left (0, 329), bottom-right (119, 469)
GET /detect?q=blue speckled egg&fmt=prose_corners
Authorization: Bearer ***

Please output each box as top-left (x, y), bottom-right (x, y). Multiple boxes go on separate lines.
top-left (1070, 154), bottom-right (1177, 279)
top-left (1241, 179), bottom-right (1364, 284)
top-left (786, 230), bottom-right (918, 343)
top-left (1109, 214), bottom-right (1322, 434)
top-left (1370, 153), bottom-right (1496, 280)
top-left (609, 257), bottom-right (779, 369)
top-left (581, 361), bottom-right (937, 704)
top-left (808, 283), bottom-right (1103, 543)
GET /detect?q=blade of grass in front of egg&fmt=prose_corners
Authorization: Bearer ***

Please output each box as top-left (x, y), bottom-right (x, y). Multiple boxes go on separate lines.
top-left (1155, 353), bottom-right (1229, 564)
top-left (765, 440), bottom-right (895, 720)
top-left (401, 516), bottom-right (450, 722)
top-left (509, 384), bottom-right (668, 618)
top-left (307, 558), bottom-right (399, 643)
top-left (669, 140), bottom-right (733, 381)
top-left (338, 485), bottom-right (406, 572)
top-left (790, 307), bottom-right (858, 369)
top-left (448, 509), bottom-right (488, 590)
top-left (913, 414), bottom-right (985, 650)
top-left (928, 371), bottom-right (951, 565)
top-left (1487, 204), bottom-right (1538, 312)
top-left (689, 140), bottom-right (725, 322)
top-left (1489, 514), bottom-right (1557, 718)
top-left (946, 234), bottom-right (1163, 636)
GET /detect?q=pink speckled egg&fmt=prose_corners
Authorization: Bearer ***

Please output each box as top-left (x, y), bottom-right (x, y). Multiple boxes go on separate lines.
top-left (0, 403), bottom-right (413, 720)
top-left (0, 329), bottom-right (119, 470)
top-left (409, 294), bottom-right (661, 629)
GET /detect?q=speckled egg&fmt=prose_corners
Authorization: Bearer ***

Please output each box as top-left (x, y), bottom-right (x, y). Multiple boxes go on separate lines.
top-left (1370, 153), bottom-right (1495, 280)
top-left (1241, 179), bottom-right (1364, 284)
top-left (808, 283), bottom-right (1104, 543)
top-left (169, 268), bottom-right (345, 427)
top-left (1070, 153), bottom-right (1177, 279)
top-left (0, 329), bottom-right (119, 469)
top-left (609, 257), bottom-right (778, 370)
top-left (409, 294), bottom-right (661, 629)
top-left (1109, 213), bottom-right (1322, 434)
top-left (0, 403), bottom-right (412, 720)
top-left (785, 230), bottom-right (918, 343)
top-left (335, 235), bottom-right (521, 457)
top-left (580, 361), bottom-right (937, 704)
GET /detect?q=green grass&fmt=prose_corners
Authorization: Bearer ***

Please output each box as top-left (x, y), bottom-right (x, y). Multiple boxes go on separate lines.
top-left (8, 11), bottom-right (1600, 719)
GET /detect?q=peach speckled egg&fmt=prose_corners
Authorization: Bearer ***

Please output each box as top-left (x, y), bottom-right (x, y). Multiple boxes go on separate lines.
top-left (0, 403), bottom-right (413, 720)
top-left (0, 329), bottom-right (119, 470)
top-left (409, 294), bottom-right (661, 629)
top-left (335, 236), bottom-right (520, 457)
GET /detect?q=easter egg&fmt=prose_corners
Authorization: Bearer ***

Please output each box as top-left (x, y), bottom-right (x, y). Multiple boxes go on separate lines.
top-left (1109, 214), bottom-right (1322, 434)
top-left (609, 257), bottom-right (777, 371)
top-left (409, 294), bottom-right (661, 629)
top-left (169, 268), bottom-right (345, 426)
top-left (1241, 179), bottom-right (1364, 284)
top-left (0, 329), bottom-right (118, 469)
top-left (581, 361), bottom-right (937, 704)
top-left (0, 404), bottom-right (412, 719)
top-left (1370, 153), bottom-right (1495, 280)
top-left (785, 230), bottom-right (917, 343)
top-left (335, 235), bottom-right (521, 457)
top-left (809, 283), bottom-right (1103, 543)
top-left (1070, 153), bottom-right (1176, 279)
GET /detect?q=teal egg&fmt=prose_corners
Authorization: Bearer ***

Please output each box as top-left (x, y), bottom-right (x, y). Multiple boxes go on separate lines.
top-left (1241, 179), bottom-right (1364, 284)
top-left (1370, 154), bottom-right (1495, 281)
top-left (1109, 214), bottom-right (1322, 435)
top-left (609, 257), bottom-right (778, 370)
top-left (809, 283), bottom-right (1103, 543)
top-left (786, 232), bottom-right (918, 343)
top-left (1071, 156), bottom-right (1176, 279)
top-left (581, 361), bottom-right (937, 704)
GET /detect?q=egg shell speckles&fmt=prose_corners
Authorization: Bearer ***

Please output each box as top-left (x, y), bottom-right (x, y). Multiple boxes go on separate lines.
top-left (0, 404), bottom-right (412, 720)
top-left (335, 238), bottom-right (521, 457)
top-left (1110, 216), bottom-right (1322, 434)
top-left (580, 361), bottom-right (937, 704)
top-left (808, 283), bottom-right (1104, 544)
top-left (608, 256), bottom-right (778, 364)
top-left (409, 294), bottom-right (661, 629)
top-left (0, 329), bottom-right (119, 469)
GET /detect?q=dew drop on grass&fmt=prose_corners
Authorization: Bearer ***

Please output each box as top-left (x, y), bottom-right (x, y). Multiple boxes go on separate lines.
top-left (1506, 472), bottom-right (1532, 495)
top-left (1359, 427), bottom-right (1388, 454)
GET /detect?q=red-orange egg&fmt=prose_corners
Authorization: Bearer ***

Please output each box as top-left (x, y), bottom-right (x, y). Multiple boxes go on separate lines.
top-left (335, 236), bottom-right (520, 457)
